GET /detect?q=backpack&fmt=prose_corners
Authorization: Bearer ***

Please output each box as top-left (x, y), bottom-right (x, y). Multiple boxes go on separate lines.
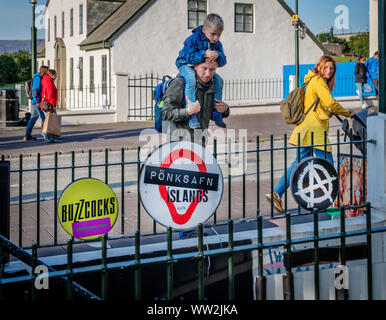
top-left (25, 78), bottom-right (33, 99)
top-left (153, 75), bottom-right (185, 133)
top-left (280, 75), bottom-right (319, 125)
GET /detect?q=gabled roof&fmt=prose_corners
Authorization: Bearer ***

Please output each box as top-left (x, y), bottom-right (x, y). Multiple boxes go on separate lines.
top-left (79, 0), bottom-right (154, 51)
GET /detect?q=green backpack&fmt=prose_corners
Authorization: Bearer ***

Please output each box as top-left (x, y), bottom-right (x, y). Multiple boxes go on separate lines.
top-left (280, 75), bottom-right (320, 125)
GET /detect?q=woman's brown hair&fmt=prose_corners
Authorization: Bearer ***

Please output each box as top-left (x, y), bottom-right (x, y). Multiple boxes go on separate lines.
top-left (313, 55), bottom-right (336, 91)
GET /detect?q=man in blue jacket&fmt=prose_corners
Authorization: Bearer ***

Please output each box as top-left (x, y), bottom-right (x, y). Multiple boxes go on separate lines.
top-left (366, 51), bottom-right (379, 95)
top-left (24, 65), bottom-right (48, 140)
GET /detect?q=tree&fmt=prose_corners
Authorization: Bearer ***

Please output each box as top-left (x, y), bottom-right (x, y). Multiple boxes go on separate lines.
top-left (12, 50), bottom-right (31, 82)
top-left (348, 34), bottom-right (369, 58)
top-left (0, 54), bottom-right (18, 84)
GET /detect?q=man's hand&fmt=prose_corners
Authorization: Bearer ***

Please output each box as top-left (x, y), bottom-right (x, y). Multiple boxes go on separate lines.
top-left (214, 99), bottom-right (229, 113)
top-left (186, 96), bottom-right (201, 115)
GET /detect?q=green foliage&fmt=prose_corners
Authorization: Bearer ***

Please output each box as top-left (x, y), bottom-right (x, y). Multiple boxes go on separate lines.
top-left (347, 34), bottom-right (369, 58)
top-left (0, 54), bottom-right (18, 84)
top-left (12, 50), bottom-right (31, 82)
top-left (0, 50), bottom-right (31, 85)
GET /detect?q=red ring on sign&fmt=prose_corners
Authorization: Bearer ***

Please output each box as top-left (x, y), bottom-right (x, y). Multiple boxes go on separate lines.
top-left (158, 148), bottom-right (207, 225)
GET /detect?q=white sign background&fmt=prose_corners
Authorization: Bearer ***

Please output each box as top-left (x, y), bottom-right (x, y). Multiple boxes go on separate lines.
top-left (139, 141), bottom-right (224, 230)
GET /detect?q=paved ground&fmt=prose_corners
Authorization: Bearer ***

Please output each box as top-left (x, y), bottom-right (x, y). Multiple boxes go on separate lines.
top-left (0, 111), bottom-right (364, 247)
top-left (0, 112), bottom-right (350, 157)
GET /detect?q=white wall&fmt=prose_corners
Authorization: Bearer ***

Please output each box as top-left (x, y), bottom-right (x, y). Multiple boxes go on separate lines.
top-left (112, 0), bottom-right (324, 80)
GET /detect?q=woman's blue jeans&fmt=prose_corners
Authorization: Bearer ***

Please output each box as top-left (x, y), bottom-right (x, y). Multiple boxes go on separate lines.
top-left (355, 82), bottom-right (372, 104)
top-left (274, 147), bottom-right (334, 198)
top-left (178, 65), bottom-right (223, 111)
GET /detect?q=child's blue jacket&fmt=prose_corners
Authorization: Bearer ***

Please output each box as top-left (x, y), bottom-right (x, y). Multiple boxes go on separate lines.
top-left (176, 26), bottom-right (227, 69)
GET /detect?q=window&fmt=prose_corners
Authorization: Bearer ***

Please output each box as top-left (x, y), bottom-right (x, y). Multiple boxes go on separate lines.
top-left (47, 18), bottom-right (50, 42)
top-left (235, 3), bottom-right (253, 33)
top-left (54, 15), bottom-right (57, 39)
top-left (187, 0), bottom-right (207, 29)
top-left (89, 56), bottom-right (94, 93)
top-left (79, 4), bottom-right (83, 35)
top-left (70, 58), bottom-right (74, 89)
top-left (102, 55), bottom-right (107, 95)
top-left (61, 12), bottom-right (65, 38)
top-left (47, 60), bottom-right (50, 68)
top-left (79, 57), bottom-right (83, 91)
top-left (70, 8), bottom-right (74, 36)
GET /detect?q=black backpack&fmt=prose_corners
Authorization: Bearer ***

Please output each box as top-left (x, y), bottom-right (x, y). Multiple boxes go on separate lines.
top-left (25, 78), bottom-right (33, 99)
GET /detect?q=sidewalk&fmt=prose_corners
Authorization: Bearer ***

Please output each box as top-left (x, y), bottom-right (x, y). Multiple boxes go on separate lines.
top-left (0, 111), bottom-right (357, 158)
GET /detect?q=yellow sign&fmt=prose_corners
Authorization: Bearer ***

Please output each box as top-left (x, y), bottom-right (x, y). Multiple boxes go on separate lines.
top-left (58, 178), bottom-right (119, 240)
top-left (292, 14), bottom-right (299, 22)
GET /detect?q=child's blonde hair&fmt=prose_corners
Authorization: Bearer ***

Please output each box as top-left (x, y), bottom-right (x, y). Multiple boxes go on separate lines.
top-left (203, 13), bottom-right (224, 31)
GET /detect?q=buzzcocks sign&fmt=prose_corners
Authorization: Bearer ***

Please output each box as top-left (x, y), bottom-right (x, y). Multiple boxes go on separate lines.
top-left (139, 141), bottom-right (224, 230)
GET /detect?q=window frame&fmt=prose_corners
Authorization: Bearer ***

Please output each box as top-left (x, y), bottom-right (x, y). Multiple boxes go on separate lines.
top-left (79, 57), bottom-right (84, 91)
top-left (102, 55), bottom-right (107, 95)
top-left (89, 56), bottom-right (95, 93)
top-left (70, 8), bottom-right (74, 37)
top-left (79, 4), bottom-right (84, 35)
top-left (234, 3), bottom-right (254, 33)
top-left (70, 57), bottom-right (74, 90)
top-left (187, 0), bottom-right (207, 30)
top-left (61, 11), bottom-right (65, 38)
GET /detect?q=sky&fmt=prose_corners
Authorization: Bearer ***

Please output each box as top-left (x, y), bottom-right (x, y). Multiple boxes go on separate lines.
top-left (0, 0), bottom-right (370, 40)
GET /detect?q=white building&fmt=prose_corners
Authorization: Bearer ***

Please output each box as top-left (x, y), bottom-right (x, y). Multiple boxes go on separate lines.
top-left (37, 0), bottom-right (327, 119)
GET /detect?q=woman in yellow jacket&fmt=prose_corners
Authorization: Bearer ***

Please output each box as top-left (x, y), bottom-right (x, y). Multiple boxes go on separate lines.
top-left (267, 55), bottom-right (353, 213)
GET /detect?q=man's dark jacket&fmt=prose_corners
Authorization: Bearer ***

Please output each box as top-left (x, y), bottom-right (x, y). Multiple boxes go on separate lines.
top-left (161, 76), bottom-right (229, 145)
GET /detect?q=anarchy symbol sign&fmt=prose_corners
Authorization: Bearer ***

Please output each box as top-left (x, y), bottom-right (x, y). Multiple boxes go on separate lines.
top-left (290, 157), bottom-right (339, 211)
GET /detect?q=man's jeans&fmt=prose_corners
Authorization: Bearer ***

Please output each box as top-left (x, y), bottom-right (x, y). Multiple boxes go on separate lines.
top-left (355, 83), bottom-right (372, 104)
top-left (274, 147), bottom-right (334, 198)
top-left (25, 103), bottom-right (45, 137)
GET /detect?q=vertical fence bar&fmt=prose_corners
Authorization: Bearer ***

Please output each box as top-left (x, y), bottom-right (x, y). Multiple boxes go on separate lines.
top-left (198, 223), bottom-right (204, 300)
top-left (362, 128), bottom-right (367, 202)
top-left (54, 152), bottom-right (58, 245)
top-left (297, 133), bottom-right (301, 215)
top-left (283, 211), bottom-right (294, 300)
top-left (313, 208), bottom-right (320, 300)
top-left (19, 154), bottom-right (23, 247)
top-left (135, 230), bottom-right (141, 300)
top-left (337, 130), bottom-right (341, 208)
top-left (270, 135), bottom-right (274, 218)
top-left (101, 234), bottom-right (108, 300)
top-left (67, 239), bottom-right (73, 300)
top-left (284, 134), bottom-right (288, 213)
top-left (366, 202), bottom-right (373, 300)
top-left (71, 151), bottom-right (75, 182)
top-left (256, 136), bottom-right (260, 217)
top-left (349, 128), bottom-right (353, 206)
top-left (36, 154), bottom-right (40, 246)
top-left (105, 148), bottom-right (109, 184)
top-left (255, 215), bottom-right (266, 300)
top-left (88, 149), bottom-right (92, 178)
top-left (31, 243), bottom-right (37, 300)
top-left (228, 220), bottom-right (234, 300)
top-left (213, 139), bottom-right (217, 224)
top-left (121, 148), bottom-right (125, 235)
top-left (242, 136), bottom-right (246, 218)
top-left (167, 227), bottom-right (173, 300)
top-left (137, 147), bottom-right (141, 232)
top-left (336, 205), bottom-right (348, 300)
top-left (228, 138), bottom-right (232, 220)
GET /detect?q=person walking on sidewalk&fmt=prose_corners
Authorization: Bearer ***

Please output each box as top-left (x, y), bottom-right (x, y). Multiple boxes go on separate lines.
top-left (355, 56), bottom-right (372, 109)
top-left (24, 65), bottom-right (48, 140)
top-left (40, 69), bottom-right (58, 143)
top-left (366, 51), bottom-right (379, 96)
top-left (266, 55), bottom-right (353, 213)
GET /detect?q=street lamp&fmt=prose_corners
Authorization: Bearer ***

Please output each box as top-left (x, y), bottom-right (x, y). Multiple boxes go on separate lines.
top-left (30, 0), bottom-right (37, 77)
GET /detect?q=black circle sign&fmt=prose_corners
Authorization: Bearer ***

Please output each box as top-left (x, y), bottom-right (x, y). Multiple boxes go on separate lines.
top-left (290, 156), bottom-right (339, 211)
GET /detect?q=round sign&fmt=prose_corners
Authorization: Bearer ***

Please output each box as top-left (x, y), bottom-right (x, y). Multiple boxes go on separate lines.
top-left (139, 141), bottom-right (224, 231)
top-left (58, 178), bottom-right (119, 240)
top-left (290, 156), bottom-right (339, 211)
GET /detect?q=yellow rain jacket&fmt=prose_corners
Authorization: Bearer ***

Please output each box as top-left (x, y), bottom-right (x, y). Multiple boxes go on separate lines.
top-left (289, 69), bottom-right (352, 152)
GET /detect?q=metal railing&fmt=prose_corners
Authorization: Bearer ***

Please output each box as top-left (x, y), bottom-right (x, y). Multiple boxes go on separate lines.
top-left (0, 130), bottom-right (384, 300)
top-left (56, 85), bottom-right (115, 110)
